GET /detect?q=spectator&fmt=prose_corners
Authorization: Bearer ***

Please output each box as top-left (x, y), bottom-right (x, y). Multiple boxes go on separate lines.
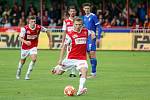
top-left (49, 18), bottom-right (56, 31)
top-left (103, 19), bottom-right (111, 28)
top-left (56, 19), bottom-right (63, 26)
top-left (137, 3), bottom-right (146, 24)
top-left (42, 10), bottom-right (50, 26)
top-left (18, 18), bottom-right (25, 27)
top-left (132, 17), bottom-right (142, 29)
top-left (4, 19), bottom-right (11, 27)
top-left (98, 14), bottom-right (104, 25)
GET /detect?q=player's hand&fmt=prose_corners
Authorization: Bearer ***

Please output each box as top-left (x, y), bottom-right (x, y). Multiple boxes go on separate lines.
top-left (91, 31), bottom-right (96, 39)
top-left (25, 41), bottom-right (31, 46)
top-left (96, 39), bottom-right (100, 48)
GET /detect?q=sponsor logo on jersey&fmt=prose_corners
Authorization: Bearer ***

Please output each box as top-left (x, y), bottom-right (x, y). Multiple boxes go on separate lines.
top-left (75, 38), bottom-right (87, 44)
top-left (27, 35), bottom-right (38, 40)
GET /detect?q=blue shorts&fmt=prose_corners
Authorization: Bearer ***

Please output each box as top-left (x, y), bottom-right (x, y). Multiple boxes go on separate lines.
top-left (87, 36), bottom-right (96, 52)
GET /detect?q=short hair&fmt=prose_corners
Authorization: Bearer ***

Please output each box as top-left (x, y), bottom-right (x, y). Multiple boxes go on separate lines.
top-left (68, 5), bottom-right (76, 11)
top-left (28, 16), bottom-right (36, 20)
top-left (82, 3), bottom-right (91, 7)
top-left (73, 17), bottom-right (82, 23)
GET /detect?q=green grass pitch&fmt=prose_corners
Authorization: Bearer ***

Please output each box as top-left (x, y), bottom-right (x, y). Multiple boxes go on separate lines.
top-left (0, 50), bottom-right (150, 100)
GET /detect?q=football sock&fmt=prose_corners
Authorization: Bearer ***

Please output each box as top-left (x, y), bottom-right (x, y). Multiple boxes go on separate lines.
top-left (16, 61), bottom-right (23, 75)
top-left (79, 78), bottom-right (86, 91)
top-left (26, 61), bottom-right (35, 76)
top-left (17, 61), bottom-right (23, 70)
top-left (90, 58), bottom-right (97, 75)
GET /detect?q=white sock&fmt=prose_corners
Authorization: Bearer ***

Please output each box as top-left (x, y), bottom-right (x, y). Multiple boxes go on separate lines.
top-left (16, 62), bottom-right (23, 75)
top-left (26, 61), bottom-right (35, 76)
top-left (78, 78), bottom-right (86, 91)
top-left (17, 61), bottom-right (23, 70)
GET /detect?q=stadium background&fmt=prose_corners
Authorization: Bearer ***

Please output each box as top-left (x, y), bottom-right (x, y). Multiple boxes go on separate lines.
top-left (0, 0), bottom-right (149, 50)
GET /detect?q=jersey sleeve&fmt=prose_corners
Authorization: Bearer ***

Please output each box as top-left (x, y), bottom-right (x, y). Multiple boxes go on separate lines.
top-left (62, 21), bottom-right (66, 31)
top-left (93, 15), bottom-right (100, 25)
top-left (41, 26), bottom-right (48, 32)
top-left (19, 27), bottom-right (26, 37)
top-left (93, 15), bottom-right (102, 40)
top-left (64, 34), bottom-right (72, 45)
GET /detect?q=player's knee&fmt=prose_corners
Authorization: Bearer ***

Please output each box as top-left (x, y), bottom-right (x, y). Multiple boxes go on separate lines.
top-left (20, 60), bottom-right (25, 65)
top-left (32, 59), bottom-right (36, 63)
top-left (80, 68), bottom-right (88, 78)
top-left (90, 52), bottom-right (96, 58)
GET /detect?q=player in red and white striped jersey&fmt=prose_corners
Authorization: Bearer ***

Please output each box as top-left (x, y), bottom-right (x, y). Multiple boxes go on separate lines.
top-left (16, 16), bottom-right (52, 80)
top-left (62, 6), bottom-right (77, 77)
top-left (52, 17), bottom-right (95, 96)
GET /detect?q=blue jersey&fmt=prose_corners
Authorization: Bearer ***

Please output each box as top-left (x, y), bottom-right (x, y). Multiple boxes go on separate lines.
top-left (83, 13), bottom-right (102, 51)
top-left (83, 13), bottom-right (102, 40)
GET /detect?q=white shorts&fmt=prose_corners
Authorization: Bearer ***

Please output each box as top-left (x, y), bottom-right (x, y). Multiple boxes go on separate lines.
top-left (21, 47), bottom-right (37, 59)
top-left (56, 59), bottom-right (88, 72)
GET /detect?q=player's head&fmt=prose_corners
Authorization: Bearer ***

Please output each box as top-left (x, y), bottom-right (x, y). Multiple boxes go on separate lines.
top-left (28, 16), bottom-right (36, 27)
top-left (68, 6), bottom-right (77, 17)
top-left (73, 17), bottom-right (83, 31)
top-left (82, 3), bottom-right (91, 14)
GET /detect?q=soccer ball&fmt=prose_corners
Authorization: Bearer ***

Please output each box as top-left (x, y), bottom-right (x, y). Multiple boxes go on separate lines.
top-left (64, 85), bottom-right (76, 96)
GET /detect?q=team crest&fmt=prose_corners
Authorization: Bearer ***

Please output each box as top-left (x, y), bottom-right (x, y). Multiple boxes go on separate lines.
top-left (72, 34), bottom-right (78, 38)
top-left (88, 18), bottom-right (91, 21)
top-left (67, 22), bottom-right (70, 25)
top-left (27, 30), bottom-right (30, 34)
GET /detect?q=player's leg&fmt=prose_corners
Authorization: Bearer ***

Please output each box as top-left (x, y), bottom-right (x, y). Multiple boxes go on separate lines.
top-left (16, 59), bottom-right (26, 79)
top-left (69, 68), bottom-right (77, 77)
top-left (16, 49), bottom-right (29, 79)
top-left (76, 60), bottom-right (88, 96)
top-left (52, 59), bottom-right (73, 75)
top-left (88, 51), bottom-right (97, 78)
top-left (88, 38), bottom-right (97, 78)
top-left (25, 54), bottom-right (36, 80)
top-left (25, 47), bottom-right (37, 80)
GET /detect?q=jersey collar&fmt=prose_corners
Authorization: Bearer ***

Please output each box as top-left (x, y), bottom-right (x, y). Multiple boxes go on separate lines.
top-left (73, 27), bottom-right (83, 33)
top-left (85, 13), bottom-right (92, 17)
top-left (29, 24), bottom-right (36, 30)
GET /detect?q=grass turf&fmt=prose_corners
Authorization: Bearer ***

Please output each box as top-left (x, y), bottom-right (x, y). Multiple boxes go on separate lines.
top-left (0, 50), bottom-right (150, 100)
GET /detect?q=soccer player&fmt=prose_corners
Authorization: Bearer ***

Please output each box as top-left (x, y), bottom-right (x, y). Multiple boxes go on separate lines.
top-left (51, 17), bottom-right (95, 96)
top-left (62, 6), bottom-right (77, 77)
top-left (16, 16), bottom-right (52, 80)
top-left (82, 3), bottom-right (102, 78)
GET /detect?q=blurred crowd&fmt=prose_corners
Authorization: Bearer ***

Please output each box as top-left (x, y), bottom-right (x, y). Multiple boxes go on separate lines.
top-left (0, 1), bottom-right (149, 28)
top-left (93, 1), bottom-right (150, 28)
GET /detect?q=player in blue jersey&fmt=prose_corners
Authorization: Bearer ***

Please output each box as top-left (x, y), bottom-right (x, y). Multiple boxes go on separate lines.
top-left (82, 3), bottom-right (102, 78)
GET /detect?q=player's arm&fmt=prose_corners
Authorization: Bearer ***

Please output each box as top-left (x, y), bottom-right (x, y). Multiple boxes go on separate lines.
top-left (58, 34), bottom-right (71, 65)
top-left (93, 15), bottom-right (102, 46)
top-left (41, 26), bottom-right (52, 49)
top-left (19, 27), bottom-right (31, 46)
top-left (58, 44), bottom-right (67, 65)
top-left (93, 15), bottom-right (102, 40)
top-left (62, 21), bottom-right (67, 43)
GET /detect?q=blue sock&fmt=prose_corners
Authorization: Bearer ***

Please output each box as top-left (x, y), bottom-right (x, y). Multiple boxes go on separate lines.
top-left (90, 58), bottom-right (97, 74)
